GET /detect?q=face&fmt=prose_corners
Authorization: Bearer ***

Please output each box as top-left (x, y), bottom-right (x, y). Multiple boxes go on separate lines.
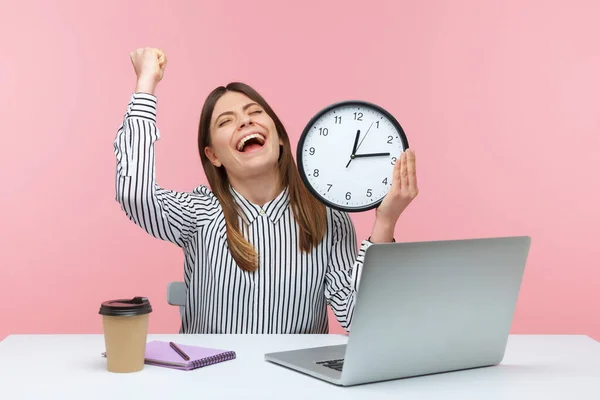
top-left (204, 91), bottom-right (282, 179)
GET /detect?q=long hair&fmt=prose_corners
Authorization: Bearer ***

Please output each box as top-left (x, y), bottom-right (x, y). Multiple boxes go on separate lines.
top-left (198, 82), bottom-right (327, 272)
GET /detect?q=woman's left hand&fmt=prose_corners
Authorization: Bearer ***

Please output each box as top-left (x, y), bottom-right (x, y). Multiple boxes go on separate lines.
top-left (376, 148), bottom-right (419, 224)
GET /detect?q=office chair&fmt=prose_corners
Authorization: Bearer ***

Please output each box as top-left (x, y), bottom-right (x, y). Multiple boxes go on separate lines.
top-left (167, 281), bottom-right (186, 318)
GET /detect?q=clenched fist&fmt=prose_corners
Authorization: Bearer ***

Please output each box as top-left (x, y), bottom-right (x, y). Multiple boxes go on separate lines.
top-left (130, 47), bottom-right (167, 94)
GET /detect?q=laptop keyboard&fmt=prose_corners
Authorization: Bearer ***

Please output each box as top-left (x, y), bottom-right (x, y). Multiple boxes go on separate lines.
top-left (316, 358), bottom-right (344, 371)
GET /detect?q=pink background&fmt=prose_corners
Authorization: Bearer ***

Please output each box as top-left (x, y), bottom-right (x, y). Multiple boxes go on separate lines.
top-left (1, 0), bottom-right (599, 341)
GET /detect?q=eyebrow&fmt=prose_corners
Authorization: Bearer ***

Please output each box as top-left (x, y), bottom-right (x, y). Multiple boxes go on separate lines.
top-left (214, 102), bottom-right (260, 126)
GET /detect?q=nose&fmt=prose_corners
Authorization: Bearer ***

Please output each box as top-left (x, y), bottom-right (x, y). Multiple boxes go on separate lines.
top-left (238, 114), bottom-right (254, 130)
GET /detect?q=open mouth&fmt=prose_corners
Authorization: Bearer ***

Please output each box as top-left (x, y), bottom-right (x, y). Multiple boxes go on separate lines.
top-left (236, 133), bottom-right (266, 153)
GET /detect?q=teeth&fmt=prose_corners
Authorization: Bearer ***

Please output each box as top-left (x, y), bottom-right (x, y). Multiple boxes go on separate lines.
top-left (236, 133), bottom-right (265, 151)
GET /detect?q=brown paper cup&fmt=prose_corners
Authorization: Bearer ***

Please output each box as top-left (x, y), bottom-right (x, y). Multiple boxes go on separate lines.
top-left (99, 297), bottom-right (152, 373)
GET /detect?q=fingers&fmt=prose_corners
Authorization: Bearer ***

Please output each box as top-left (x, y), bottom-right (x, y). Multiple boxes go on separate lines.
top-left (391, 151), bottom-right (402, 186)
top-left (130, 47), bottom-right (163, 58)
top-left (406, 149), bottom-right (418, 195)
top-left (157, 51), bottom-right (167, 68)
top-left (129, 48), bottom-right (144, 63)
top-left (400, 150), bottom-right (408, 189)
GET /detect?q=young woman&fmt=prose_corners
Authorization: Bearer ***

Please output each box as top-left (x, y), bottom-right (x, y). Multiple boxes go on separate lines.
top-left (114, 47), bottom-right (419, 334)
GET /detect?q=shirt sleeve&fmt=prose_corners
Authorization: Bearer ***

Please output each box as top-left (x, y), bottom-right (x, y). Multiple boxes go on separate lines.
top-left (323, 208), bottom-right (373, 332)
top-left (113, 92), bottom-right (217, 247)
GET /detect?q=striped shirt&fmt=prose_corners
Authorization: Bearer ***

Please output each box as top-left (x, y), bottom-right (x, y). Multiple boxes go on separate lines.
top-left (113, 92), bottom-right (373, 334)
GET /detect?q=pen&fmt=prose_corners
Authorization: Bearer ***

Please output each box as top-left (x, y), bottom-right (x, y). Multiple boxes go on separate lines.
top-left (169, 341), bottom-right (190, 361)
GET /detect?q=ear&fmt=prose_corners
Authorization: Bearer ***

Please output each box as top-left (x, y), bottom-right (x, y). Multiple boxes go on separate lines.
top-left (204, 146), bottom-right (222, 167)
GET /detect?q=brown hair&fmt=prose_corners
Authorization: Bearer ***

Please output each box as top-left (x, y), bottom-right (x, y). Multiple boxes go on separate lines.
top-left (198, 82), bottom-right (326, 272)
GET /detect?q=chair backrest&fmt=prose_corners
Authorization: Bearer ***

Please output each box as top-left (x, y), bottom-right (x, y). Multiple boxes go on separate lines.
top-left (167, 281), bottom-right (186, 318)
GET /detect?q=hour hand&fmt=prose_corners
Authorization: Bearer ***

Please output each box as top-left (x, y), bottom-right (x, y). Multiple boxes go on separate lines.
top-left (351, 130), bottom-right (360, 155)
top-left (346, 130), bottom-right (361, 168)
top-left (354, 152), bottom-right (390, 158)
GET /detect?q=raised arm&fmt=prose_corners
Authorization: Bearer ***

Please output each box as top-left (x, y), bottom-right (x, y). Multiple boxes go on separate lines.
top-left (323, 209), bottom-right (373, 332)
top-left (114, 48), bottom-right (216, 247)
top-left (325, 148), bottom-right (419, 330)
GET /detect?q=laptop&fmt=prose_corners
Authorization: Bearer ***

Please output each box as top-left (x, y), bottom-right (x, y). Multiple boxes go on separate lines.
top-left (264, 236), bottom-right (531, 386)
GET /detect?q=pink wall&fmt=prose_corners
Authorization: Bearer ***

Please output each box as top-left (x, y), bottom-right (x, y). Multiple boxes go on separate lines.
top-left (1, 0), bottom-right (599, 341)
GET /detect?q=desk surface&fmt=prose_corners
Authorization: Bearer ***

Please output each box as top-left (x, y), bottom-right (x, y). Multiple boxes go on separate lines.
top-left (0, 334), bottom-right (599, 399)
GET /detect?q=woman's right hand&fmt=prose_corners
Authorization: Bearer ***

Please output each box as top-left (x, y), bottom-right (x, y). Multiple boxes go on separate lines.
top-left (130, 47), bottom-right (167, 95)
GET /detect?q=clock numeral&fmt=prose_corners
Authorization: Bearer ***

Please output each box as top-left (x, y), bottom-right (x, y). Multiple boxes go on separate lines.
top-left (391, 157), bottom-right (397, 165)
top-left (319, 127), bottom-right (329, 136)
top-left (382, 177), bottom-right (388, 185)
top-left (345, 192), bottom-right (351, 200)
top-left (313, 169), bottom-right (319, 177)
top-left (353, 112), bottom-right (363, 121)
top-left (376, 121), bottom-right (380, 129)
top-left (335, 116), bottom-right (342, 124)
top-left (387, 136), bottom-right (393, 144)
top-left (309, 147), bottom-right (315, 155)
top-left (366, 189), bottom-right (372, 197)
top-left (327, 184), bottom-right (332, 192)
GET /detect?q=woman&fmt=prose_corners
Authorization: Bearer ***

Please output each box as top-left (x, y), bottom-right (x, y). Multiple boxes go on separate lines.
top-left (114, 47), bottom-right (419, 334)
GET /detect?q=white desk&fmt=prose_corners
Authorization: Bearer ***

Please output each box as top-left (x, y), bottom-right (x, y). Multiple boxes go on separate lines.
top-left (0, 334), bottom-right (599, 399)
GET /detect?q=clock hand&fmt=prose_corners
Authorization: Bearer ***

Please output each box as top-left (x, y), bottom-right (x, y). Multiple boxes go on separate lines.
top-left (345, 129), bottom-right (361, 168)
top-left (355, 122), bottom-right (374, 152)
top-left (354, 152), bottom-right (391, 158)
top-left (351, 129), bottom-right (360, 155)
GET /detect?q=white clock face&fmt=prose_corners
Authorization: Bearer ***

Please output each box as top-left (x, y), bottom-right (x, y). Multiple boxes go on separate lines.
top-left (298, 101), bottom-right (408, 212)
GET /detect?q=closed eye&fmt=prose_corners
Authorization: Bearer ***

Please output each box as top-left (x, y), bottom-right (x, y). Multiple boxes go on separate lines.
top-left (218, 110), bottom-right (262, 127)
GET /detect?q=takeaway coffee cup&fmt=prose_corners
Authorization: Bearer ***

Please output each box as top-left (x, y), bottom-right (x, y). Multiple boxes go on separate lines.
top-left (99, 296), bottom-right (152, 373)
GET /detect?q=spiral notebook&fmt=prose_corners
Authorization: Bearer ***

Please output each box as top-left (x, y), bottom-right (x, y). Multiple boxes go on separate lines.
top-left (102, 340), bottom-right (236, 371)
top-left (144, 340), bottom-right (236, 370)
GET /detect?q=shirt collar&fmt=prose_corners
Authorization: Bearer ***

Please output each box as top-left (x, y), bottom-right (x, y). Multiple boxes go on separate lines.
top-left (230, 185), bottom-right (290, 225)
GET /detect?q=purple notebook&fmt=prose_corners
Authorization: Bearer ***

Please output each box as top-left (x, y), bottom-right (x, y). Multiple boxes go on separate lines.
top-left (101, 341), bottom-right (236, 371)
top-left (144, 341), bottom-right (236, 370)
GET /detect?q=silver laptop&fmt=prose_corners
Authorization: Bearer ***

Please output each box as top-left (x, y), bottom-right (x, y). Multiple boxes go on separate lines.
top-left (264, 236), bottom-right (531, 386)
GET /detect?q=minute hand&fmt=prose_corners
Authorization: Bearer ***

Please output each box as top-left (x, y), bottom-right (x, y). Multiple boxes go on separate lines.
top-left (354, 152), bottom-right (390, 158)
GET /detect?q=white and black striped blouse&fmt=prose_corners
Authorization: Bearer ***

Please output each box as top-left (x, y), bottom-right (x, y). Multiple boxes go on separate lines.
top-left (113, 92), bottom-right (373, 334)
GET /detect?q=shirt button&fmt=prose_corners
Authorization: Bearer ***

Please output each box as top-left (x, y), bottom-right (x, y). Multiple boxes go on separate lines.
top-left (260, 209), bottom-right (265, 215)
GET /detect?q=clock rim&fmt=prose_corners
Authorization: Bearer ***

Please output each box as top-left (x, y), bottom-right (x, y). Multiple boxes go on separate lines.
top-left (296, 99), bottom-right (409, 213)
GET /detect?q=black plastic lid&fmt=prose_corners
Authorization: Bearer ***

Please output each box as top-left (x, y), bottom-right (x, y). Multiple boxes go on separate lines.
top-left (99, 297), bottom-right (152, 317)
